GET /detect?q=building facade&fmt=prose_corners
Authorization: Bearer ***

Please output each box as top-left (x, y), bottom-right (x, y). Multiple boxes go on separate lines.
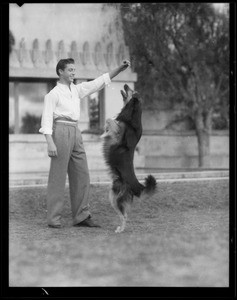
top-left (9, 3), bottom-right (139, 173)
top-left (9, 3), bottom-right (137, 134)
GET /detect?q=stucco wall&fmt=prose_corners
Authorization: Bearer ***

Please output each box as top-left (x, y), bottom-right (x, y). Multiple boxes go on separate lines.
top-left (9, 131), bottom-right (229, 174)
top-left (136, 131), bottom-right (229, 169)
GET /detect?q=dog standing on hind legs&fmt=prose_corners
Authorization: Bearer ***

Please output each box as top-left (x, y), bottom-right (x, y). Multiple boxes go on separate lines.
top-left (101, 84), bottom-right (157, 233)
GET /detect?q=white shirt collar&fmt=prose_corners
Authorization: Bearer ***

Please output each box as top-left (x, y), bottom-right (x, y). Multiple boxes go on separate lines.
top-left (57, 81), bottom-right (73, 90)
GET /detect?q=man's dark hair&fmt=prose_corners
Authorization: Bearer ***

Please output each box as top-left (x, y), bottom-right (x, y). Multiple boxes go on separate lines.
top-left (56, 58), bottom-right (75, 76)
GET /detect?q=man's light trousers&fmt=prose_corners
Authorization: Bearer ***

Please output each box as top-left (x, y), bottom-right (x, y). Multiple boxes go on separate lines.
top-left (47, 122), bottom-right (90, 227)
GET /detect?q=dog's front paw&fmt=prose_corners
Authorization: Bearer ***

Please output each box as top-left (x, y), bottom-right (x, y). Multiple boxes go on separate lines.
top-left (115, 226), bottom-right (121, 233)
top-left (115, 226), bottom-right (124, 233)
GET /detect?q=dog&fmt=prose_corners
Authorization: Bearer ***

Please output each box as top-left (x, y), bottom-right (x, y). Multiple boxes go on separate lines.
top-left (101, 84), bottom-right (157, 233)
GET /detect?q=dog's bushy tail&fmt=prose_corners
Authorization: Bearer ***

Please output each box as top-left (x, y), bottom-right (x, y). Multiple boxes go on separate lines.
top-left (143, 175), bottom-right (157, 195)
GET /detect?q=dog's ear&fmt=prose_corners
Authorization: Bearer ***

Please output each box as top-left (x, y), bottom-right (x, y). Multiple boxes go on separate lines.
top-left (124, 84), bottom-right (129, 91)
top-left (120, 90), bottom-right (127, 99)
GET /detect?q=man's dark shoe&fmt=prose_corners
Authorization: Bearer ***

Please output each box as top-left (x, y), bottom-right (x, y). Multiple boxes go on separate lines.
top-left (74, 217), bottom-right (101, 228)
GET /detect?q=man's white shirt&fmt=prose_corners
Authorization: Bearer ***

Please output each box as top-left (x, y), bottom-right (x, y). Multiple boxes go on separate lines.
top-left (39, 73), bottom-right (111, 135)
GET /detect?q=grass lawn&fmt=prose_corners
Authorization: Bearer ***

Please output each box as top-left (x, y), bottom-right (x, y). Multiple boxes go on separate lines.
top-left (9, 179), bottom-right (229, 287)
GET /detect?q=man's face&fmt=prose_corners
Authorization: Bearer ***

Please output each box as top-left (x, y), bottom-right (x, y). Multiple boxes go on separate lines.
top-left (59, 63), bottom-right (76, 83)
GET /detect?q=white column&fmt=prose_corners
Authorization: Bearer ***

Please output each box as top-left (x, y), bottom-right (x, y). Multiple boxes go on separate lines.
top-left (78, 96), bottom-right (90, 131)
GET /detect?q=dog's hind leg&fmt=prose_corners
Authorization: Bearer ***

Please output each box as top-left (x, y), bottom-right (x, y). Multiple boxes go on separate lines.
top-left (109, 189), bottom-right (125, 233)
top-left (115, 209), bottom-right (128, 233)
top-left (109, 188), bottom-right (131, 233)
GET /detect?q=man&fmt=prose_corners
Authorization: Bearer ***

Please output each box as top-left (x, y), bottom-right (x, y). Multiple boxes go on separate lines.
top-left (39, 58), bottom-right (131, 228)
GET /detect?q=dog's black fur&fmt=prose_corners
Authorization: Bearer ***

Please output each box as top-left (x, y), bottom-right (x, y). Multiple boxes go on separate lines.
top-left (101, 84), bottom-right (157, 232)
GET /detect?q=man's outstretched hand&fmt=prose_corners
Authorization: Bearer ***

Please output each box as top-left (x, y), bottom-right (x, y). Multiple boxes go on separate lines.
top-left (120, 60), bottom-right (131, 71)
top-left (109, 60), bottom-right (131, 79)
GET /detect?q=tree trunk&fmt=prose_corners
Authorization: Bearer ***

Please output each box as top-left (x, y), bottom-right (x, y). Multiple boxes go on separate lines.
top-left (196, 129), bottom-right (210, 168)
top-left (195, 109), bottom-right (211, 168)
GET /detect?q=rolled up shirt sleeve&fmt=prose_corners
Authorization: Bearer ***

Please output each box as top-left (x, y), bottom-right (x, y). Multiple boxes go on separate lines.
top-left (39, 93), bottom-right (57, 135)
top-left (76, 73), bottom-right (111, 99)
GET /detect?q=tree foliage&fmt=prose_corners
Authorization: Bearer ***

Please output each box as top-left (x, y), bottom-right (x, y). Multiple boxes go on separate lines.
top-left (112, 3), bottom-right (229, 130)
top-left (106, 3), bottom-right (229, 166)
